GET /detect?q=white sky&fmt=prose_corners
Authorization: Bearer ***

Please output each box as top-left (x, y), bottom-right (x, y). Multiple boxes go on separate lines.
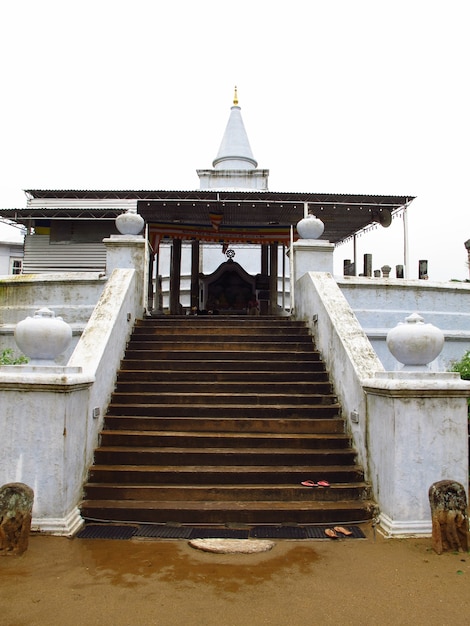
top-left (0, 0), bottom-right (469, 280)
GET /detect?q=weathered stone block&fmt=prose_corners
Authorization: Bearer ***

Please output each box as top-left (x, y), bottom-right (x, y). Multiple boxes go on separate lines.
top-left (429, 480), bottom-right (469, 554)
top-left (0, 483), bottom-right (34, 556)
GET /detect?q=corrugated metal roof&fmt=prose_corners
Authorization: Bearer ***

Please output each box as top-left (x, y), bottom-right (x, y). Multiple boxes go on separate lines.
top-left (2, 189), bottom-right (415, 245)
top-left (23, 189), bottom-right (413, 204)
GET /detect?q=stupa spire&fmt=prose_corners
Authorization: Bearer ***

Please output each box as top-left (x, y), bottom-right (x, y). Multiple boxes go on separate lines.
top-left (197, 89), bottom-right (269, 190)
top-left (212, 88), bottom-right (257, 170)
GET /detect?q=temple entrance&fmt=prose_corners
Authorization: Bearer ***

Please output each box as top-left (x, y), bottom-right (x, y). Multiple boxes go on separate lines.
top-left (206, 269), bottom-right (252, 312)
top-left (199, 260), bottom-right (262, 314)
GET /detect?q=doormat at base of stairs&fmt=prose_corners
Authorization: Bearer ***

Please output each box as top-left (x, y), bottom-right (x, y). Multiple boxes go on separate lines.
top-left (76, 523), bottom-right (366, 541)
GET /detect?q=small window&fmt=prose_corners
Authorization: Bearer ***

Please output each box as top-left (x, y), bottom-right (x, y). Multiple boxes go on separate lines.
top-left (10, 259), bottom-right (22, 275)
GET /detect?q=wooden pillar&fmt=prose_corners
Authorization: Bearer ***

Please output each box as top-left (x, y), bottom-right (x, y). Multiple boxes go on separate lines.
top-left (190, 239), bottom-right (200, 312)
top-left (147, 250), bottom-right (154, 312)
top-left (169, 238), bottom-right (182, 315)
top-left (153, 243), bottom-right (164, 314)
top-left (269, 242), bottom-right (278, 315)
top-left (261, 245), bottom-right (269, 276)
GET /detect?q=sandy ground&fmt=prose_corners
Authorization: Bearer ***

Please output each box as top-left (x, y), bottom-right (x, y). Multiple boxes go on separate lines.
top-left (1, 523), bottom-right (470, 626)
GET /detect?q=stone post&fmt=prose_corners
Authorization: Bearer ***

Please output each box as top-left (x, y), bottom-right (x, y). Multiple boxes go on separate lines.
top-left (464, 240), bottom-right (470, 278)
top-left (396, 265), bottom-right (404, 278)
top-left (0, 483), bottom-right (34, 556)
top-left (363, 254), bottom-right (372, 277)
top-left (343, 259), bottom-right (355, 276)
top-left (103, 235), bottom-right (147, 318)
top-left (381, 265), bottom-right (391, 278)
top-left (419, 259), bottom-right (428, 279)
top-left (104, 207), bottom-right (147, 316)
top-left (290, 239), bottom-right (334, 285)
top-left (429, 480), bottom-right (469, 554)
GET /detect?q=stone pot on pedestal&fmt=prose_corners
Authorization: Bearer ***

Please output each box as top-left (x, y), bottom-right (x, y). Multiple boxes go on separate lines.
top-left (115, 207), bottom-right (144, 235)
top-left (14, 307), bottom-right (72, 365)
top-left (386, 312), bottom-right (444, 368)
top-left (296, 214), bottom-right (324, 239)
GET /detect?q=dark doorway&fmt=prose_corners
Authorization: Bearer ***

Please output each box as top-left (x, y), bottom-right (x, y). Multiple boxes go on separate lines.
top-left (206, 270), bottom-right (253, 312)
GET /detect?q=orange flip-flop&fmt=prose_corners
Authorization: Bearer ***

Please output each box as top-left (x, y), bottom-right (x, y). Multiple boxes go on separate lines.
top-left (334, 526), bottom-right (353, 536)
top-left (301, 480), bottom-right (318, 487)
top-left (325, 528), bottom-right (338, 539)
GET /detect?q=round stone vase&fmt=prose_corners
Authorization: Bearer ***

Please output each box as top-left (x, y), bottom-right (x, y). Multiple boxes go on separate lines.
top-left (14, 307), bottom-right (72, 365)
top-left (115, 207), bottom-right (144, 235)
top-left (386, 312), bottom-right (444, 368)
top-left (296, 214), bottom-right (325, 239)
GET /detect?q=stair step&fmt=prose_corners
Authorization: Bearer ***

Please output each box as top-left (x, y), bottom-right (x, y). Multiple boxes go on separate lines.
top-left (103, 416), bottom-right (346, 434)
top-left (99, 430), bottom-right (351, 449)
top-left (87, 464), bottom-right (365, 484)
top-left (116, 370), bottom-right (330, 383)
top-left (138, 316), bottom-right (301, 326)
top-left (115, 381), bottom-right (333, 393)
top-left (132, 327), bottom-right (311, 337)
top-left (80, 498), bottom-right (376, 525)
top-left (109, 392), bottom-right (338, 405)
top-left (120, 359), bottom-right (326, 372)
top-left (126, 340), bottom-right (313, 362)
top-left (129, 333), bottom-right (312, 342)
top-left (83, 483), bottom-right (371, 502)
top-left (123, 350), bottom-right (321, 361)
top-left (93, 447), bottom-right (357, 466)
top-left (106, 404), bottom-right (341, 418)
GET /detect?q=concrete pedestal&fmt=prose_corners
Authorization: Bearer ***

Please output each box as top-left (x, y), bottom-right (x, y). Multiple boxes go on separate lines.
top-left (0, 366), bottom-right (93, 535)
top-left (363, 371), bottom-right (470, 536)
top-left (103, 235), bottom-right (147, 316)
top-left (290, 240), bottom-right (335, 284)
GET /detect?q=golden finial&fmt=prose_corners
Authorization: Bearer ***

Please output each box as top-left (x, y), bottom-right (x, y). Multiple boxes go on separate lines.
top-left (233, 86), bottom-right (238, 106)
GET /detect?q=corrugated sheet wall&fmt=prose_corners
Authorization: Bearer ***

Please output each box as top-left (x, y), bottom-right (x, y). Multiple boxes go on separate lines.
top-left (23, 235), bottom-right (106, 273)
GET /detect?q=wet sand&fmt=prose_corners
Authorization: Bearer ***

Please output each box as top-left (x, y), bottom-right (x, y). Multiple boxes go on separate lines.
top-left (1, 524), bottom-right (470, 626)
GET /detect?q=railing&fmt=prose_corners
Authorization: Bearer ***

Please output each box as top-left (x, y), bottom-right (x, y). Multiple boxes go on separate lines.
top-left (293, 270), bottom-right (470, 536)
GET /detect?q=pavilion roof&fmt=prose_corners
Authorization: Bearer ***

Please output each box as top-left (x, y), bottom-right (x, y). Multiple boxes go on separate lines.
top-left (1, 189), bottom-right (415, 245)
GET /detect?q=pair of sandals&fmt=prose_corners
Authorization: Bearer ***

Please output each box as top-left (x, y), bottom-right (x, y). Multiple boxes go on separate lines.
top-left (325, 526), bottom-right (353, 539)
top-left (301, 480), bottom-right (330, 488)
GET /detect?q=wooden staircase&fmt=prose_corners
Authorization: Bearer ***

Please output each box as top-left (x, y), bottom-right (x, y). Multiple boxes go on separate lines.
top-left (81, 316), bottom-right (375, 526)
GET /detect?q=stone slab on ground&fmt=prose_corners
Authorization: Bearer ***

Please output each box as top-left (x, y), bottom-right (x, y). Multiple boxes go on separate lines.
top-left (188, 538), bottom-right (275, 554)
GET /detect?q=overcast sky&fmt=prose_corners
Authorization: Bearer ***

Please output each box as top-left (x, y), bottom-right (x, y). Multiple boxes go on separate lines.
top-left (1, 0), bottom-right (469, 281)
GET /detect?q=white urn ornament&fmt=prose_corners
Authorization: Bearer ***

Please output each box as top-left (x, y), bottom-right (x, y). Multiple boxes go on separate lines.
top-left (296, 214), bottom-right (325, 239)
top-left (386, 312), bottom-right (444, 369)
top-left (14, 307), bottom-right (72, 365)
top-left (115, 207), bottom-right (144, 236)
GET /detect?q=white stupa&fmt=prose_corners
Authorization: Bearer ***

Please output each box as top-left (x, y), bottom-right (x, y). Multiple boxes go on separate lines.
top-left (197, 87), bottom-right (269, 191)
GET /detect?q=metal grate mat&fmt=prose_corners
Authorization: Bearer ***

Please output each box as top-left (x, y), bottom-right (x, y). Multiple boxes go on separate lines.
top-left (77, 523), bottom-right (366, 540)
